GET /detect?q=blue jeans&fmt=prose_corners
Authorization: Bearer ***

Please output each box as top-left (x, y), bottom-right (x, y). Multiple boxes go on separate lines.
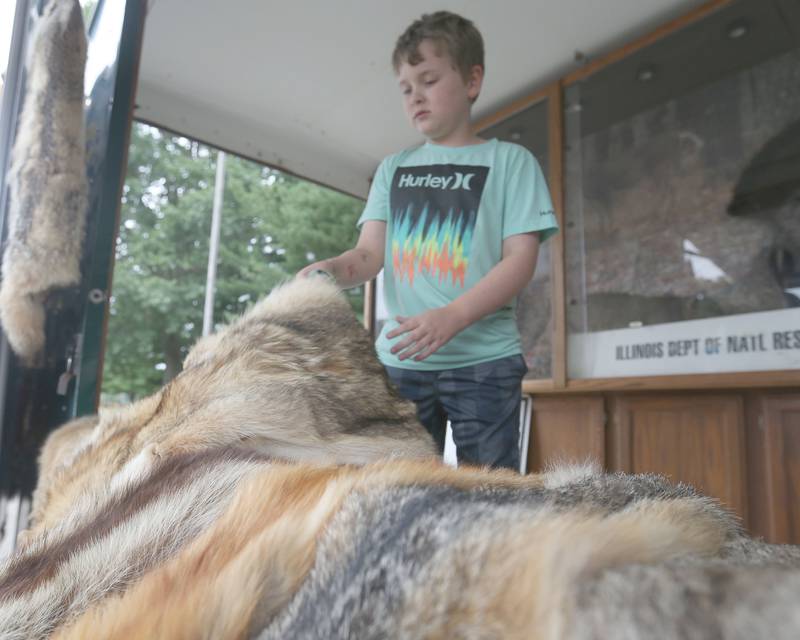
top-left (385, 354), bottom-right (527, 471)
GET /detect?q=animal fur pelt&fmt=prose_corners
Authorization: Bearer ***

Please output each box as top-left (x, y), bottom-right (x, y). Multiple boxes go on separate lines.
top-left (2, 276), bottom-right (799, 639)
top-left (0, 0), bottom-right (87, 364)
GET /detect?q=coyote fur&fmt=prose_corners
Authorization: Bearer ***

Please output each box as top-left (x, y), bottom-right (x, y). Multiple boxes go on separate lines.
top-left (3, 276), bottom-right (799, 640)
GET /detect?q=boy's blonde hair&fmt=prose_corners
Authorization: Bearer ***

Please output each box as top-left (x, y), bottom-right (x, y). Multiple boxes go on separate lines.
top-left (392, 11), bottom-right (484, 83)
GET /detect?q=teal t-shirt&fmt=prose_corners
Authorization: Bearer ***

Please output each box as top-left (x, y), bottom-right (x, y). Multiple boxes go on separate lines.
top-left (358, 138), bottom-right (559, 370)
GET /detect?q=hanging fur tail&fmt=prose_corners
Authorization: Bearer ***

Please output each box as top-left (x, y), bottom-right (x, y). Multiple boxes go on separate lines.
top-left (0, 0), bottom-right (88, 365)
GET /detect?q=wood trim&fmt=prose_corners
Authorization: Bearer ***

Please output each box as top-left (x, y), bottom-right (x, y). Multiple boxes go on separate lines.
top-left (746, 392), bottom-right (800, 543)
top-left (475, 81), bottom-right (561, 390)
top-left (610, 393), bottom-right (748, 522)
top-left (585, 397), bottom-right (606, 466)
top-left (522, 379), bottom-right (560, 394)
top-left (732, 396), bottom-right (749, 526)
top-left (528, 396), bottom-right (606, 470)
top-left (743, 392), bottom-right (768, 540)
top-left (524, 370), bottom-right (800, 394)
top-left (611, 397), bottom-right (634, 472)
top-left (548, 82), bottom-right (567, 388)
top-left (563, 0), bottom-right (733, 85)
top-left (363, 279), bottom-right (377, 337)
top-left (473, 85), bottom-right (552, 133)
top-left (761, 395), bottom-right (800, 541)
top-left (606, 395), bottom-right (627, 472)
top-left (762, 398), bottom-right (788, 540)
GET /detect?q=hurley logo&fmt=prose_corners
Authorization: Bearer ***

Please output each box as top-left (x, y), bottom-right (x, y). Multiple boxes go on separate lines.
top-left (397, 172), bottom-right (476, 190)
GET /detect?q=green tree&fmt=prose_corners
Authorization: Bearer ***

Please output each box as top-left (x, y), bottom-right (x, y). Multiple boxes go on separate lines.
top-left (102, 124), bottom-right (363, 400)
top-left (80, 0), bottom-right (98, 27)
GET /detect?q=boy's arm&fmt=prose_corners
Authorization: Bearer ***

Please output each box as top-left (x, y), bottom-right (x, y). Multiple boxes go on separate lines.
top-left (297, 220), bottom-right (386, 289)
top-left (387, 232), bottom-right (540, 361)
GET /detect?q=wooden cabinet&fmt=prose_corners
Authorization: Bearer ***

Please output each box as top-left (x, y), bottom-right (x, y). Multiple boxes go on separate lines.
top-left (529, 390), bottom-right (800, 541)
top-left (746, 394), bottom-right (800, 544)
top-left (608, 394), bottom-right (747, 524)
top-left (528, 396), bottom-right (605, 472)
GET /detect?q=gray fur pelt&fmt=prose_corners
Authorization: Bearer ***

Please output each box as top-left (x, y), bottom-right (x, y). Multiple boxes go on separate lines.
top-left (5, 277), bottom-right (800, 639)
top-left (0, 0), bottom-right (87, 364)
top-left (260, 471), bottom-right (800, 640)
top-left (570, 550), bottom-right (800, 640)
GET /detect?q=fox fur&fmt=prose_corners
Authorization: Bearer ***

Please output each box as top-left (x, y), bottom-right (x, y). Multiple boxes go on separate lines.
top-left (2, 276), bottom-right (798, 639)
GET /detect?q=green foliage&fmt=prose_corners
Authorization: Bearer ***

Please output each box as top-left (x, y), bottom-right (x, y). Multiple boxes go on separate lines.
top-left (79, 0), bottom-right (98, 28)
top-left (102, 124), bottom-right (363, 400)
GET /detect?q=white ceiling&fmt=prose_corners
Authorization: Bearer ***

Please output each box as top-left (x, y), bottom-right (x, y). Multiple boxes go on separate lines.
top-left (135, 0), bottom-right (709, 198)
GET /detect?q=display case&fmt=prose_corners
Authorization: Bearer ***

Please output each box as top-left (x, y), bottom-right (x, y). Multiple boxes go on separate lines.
top-left (563, 0), bottom-right (800, 379)
top-left (480, 97), bottom-right (556, 380)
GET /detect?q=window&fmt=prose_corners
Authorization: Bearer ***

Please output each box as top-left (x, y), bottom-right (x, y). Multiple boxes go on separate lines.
top-left (481, 99), bottom-right (554, 380)
top-left (102, 123), bottom-right (364, 401)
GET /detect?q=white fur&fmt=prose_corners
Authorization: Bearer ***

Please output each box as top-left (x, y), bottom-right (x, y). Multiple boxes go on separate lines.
top-left (542, 460), bottom-right (602, 489)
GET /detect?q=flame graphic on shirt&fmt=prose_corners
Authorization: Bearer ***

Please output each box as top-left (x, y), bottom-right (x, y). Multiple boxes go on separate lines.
top-left (391, 205), bottom-right (474, 288)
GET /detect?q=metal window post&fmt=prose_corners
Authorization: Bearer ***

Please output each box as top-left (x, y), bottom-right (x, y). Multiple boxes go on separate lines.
top-left (202, 151), bottom-right (225, 337)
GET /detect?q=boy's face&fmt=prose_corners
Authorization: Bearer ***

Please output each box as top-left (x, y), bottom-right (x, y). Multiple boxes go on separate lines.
top-left (396, 39), bottom-right (483, 145)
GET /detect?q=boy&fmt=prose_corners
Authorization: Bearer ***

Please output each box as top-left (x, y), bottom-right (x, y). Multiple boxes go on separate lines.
top-left (299, 11), bottom-right (558, 470)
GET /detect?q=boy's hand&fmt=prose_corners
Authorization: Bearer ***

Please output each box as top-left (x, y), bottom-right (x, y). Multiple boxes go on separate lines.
top-left (297, 260), bottom-right (333, 280)
top-left (386, 306), bottom-right (468, 361)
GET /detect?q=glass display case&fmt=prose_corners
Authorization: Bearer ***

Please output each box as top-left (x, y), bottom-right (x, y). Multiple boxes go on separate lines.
top-left (563, 0), bottom-right (800, 378)
top-left (480, 98), bottom-right (554, 380)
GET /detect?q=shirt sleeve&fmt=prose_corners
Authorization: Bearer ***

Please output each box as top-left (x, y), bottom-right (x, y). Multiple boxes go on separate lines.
top-left (357, 156), bottom-right (393, 227)
top-left (502, 146), bottom-right (559, 243)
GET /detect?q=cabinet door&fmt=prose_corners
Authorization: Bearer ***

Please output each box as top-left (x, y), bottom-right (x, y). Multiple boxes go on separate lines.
top-left (747, 394), bottom-right (800, 544)
top-left (528, 396), bottom-right (605, 473)
top-left (610, 395), bottom-right (747, 523)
